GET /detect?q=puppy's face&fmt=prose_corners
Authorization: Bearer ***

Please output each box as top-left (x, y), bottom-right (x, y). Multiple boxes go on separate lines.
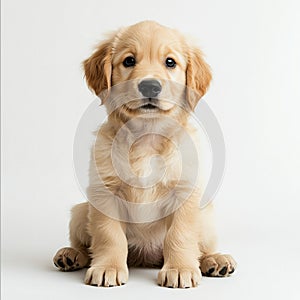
top-left (84, 21), bottom-right (212, 119)
top-left (111, 22), bottom-right (187, 114)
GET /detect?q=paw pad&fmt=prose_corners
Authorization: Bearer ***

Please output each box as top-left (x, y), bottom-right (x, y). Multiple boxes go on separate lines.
top-left (219, 266), bottom-right (227, 276)
top-left (53, 247), bottom-right (89, 272)
top-left (200, 254), bottom-right (236, 278)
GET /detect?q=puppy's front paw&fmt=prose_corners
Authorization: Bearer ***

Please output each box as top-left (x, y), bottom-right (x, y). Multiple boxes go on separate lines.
top-left (84, 266), bottom-right (128, 287)
top-left (158, 266), bottom-right (201, 288)
top-left (200, 253), bottom-right (237, 277)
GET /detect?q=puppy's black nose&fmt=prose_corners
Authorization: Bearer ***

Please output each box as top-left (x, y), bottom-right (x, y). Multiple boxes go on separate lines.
top-left (138, 79), bottom-right (162, 98)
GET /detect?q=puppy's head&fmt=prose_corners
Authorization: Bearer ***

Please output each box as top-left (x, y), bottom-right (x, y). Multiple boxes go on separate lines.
top-left (83, 21), bottom-right (211, 119)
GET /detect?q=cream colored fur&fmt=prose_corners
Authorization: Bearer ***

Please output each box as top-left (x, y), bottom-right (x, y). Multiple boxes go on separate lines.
top-left (53, 20), bottom-right (236, 288)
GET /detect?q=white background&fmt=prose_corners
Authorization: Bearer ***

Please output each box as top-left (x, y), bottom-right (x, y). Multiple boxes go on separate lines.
top-left (2, 0), bottom-right (300, 299)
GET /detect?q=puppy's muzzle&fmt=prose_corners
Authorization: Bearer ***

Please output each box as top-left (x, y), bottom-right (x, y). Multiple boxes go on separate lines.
top-left (138, 79), bottom-right (162, 98)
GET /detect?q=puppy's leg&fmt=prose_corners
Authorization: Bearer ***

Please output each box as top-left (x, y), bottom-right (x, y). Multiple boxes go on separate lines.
top-left (84, 205), bottom-right (128, 287)
top-left (53, 202), bottom-right (91, 271)
top-left (158, 200), bottom-right (202, 288)
top-left (197, 204), bottom-right (237, 277)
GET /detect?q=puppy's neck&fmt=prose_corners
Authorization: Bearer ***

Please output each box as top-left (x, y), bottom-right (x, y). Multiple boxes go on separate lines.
top-left (107, 112), bottom-right (187, 139)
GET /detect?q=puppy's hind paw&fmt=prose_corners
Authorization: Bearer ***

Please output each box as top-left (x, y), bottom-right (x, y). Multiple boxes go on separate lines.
top-left (53, 247), bottom-right (89, 271)
top-left (200, 253), bottom-right (236, 277)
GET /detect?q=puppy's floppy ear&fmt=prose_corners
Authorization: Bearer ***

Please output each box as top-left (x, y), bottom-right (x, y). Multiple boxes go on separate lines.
top-left (186, 47), bottom-right (212, 110)
top-left (83, 37), bottom-right (113, 103)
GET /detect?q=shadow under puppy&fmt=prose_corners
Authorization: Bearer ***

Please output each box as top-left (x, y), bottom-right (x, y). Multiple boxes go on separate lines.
top-left (53, 20), bottom-right (236, 288)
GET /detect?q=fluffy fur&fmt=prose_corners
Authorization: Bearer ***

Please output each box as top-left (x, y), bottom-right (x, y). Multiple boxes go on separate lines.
top-left (53, 21), bottom-right (236, 288)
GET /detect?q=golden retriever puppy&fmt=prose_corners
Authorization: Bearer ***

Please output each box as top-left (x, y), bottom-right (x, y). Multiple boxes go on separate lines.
top-left (53, 20), bottom-right (236, 288)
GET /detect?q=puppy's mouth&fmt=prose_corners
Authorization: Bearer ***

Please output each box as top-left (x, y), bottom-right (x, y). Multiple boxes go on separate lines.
top-left (140, 103), bottom-right (157, 110)
top-left (138, 98), bottom-right (159, 111)
top-left (124, 98), bottom-right (167, 114)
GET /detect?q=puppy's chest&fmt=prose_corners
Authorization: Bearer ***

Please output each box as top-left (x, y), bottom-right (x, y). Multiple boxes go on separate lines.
top-left (129, 134), bottom-right (180, 180)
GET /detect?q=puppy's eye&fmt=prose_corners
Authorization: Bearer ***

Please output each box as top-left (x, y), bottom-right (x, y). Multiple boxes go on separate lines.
top-left (123, 56), bottom-right (136, 67)
top-left (165, 57), bottom-right (176, 68)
